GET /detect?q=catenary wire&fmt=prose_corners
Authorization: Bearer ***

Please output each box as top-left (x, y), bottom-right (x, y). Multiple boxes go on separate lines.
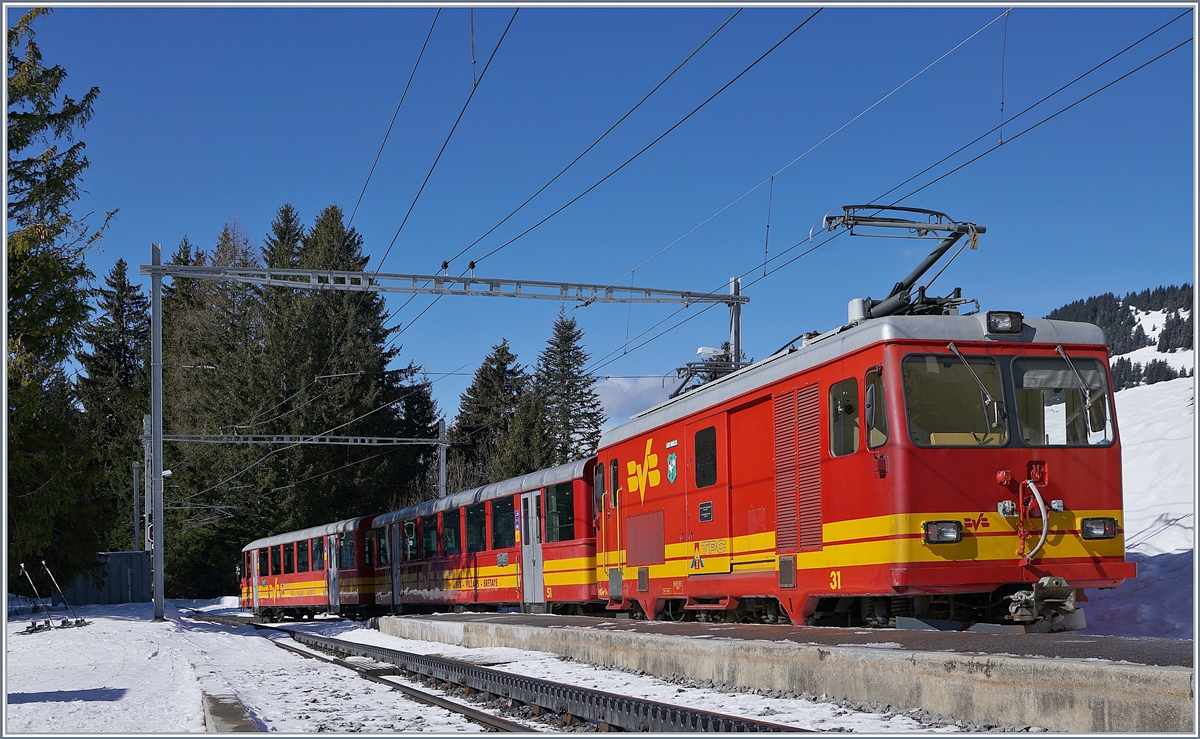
top-left (467, 8), bottom-right (823, 269)
top-left (584, 30), bottom-right (1192, 375)
top-left (379, 8), bottom-right (817, 345)
top-left (592, 7), bottom-right (1011, 292)
top-left (440, 8), bottom-right (743, 271)
top-left (346, 8), bottom-right (441, 230)
top-left (182, 13), bottom-right (1189, 501)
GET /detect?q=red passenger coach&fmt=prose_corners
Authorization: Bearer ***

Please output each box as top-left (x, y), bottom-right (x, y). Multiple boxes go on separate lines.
top-left (596, 312), bottom-right (1136, 631)
top-left (240, 515), bottom-right (381, 620)
top-left (376, 459), bottom-right (598, 614)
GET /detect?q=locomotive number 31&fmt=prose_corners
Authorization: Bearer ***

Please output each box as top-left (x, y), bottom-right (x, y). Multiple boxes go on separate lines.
top-left (829, 570), bottom-right (842, 590)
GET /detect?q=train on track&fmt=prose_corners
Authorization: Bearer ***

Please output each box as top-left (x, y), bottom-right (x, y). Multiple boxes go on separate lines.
top-left (241, 206), bottom-right (1135, 632)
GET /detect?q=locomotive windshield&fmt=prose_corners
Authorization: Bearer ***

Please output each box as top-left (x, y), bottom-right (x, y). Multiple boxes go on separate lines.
top-left (1011, 356), bottom-right (1112, 446)
top-left (902, 353), bottom-right (1008, 447)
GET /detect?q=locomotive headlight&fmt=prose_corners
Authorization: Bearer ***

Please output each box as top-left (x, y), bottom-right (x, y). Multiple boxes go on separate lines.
top-left (986, 311), bottom-right (1024, 333)
top-left (923, 520), bottom-right (963, 544)
top-left (1080, 517), bottom-right (1118, 540)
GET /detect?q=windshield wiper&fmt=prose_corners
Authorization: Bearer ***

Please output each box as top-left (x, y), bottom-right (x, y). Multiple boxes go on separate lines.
top-left (946, 342), bottom-right (1006, 428)
top-left (1055, 345), bottom-right (1101, 410)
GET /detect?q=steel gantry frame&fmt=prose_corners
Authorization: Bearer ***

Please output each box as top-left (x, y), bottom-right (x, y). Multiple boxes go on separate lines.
top-left (139, 250), bottom-right (748, 621)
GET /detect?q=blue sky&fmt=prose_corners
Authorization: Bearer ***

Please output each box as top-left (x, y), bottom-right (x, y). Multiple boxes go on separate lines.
top-left (11, 4), bottom-right (1195, 427)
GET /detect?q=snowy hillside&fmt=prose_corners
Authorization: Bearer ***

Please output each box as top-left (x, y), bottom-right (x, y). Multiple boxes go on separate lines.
top-left (1077, 337), bottom-right (1195, 639)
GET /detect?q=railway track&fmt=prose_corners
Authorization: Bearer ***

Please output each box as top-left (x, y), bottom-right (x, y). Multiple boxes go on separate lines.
top-left (183, 610), bottom-right (809, 732)
top-left (183, 610), bottom-right (531, 732)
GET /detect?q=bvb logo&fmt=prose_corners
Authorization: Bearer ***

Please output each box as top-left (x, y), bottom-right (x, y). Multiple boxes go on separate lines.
top-left (626, 438), bottom-right (660, 504)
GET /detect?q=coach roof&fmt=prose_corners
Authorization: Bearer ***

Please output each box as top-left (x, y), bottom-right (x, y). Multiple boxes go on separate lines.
top-left (599, 314), bottom-right (1106, 448)
top-left (374, 458), bottom-right (590, 527)
top-left (243, 516), bottom-right (371, 552)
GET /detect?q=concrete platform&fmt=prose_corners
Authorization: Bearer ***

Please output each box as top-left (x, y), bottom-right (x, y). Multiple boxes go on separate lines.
top-left (202, 692), bottom-right (259, 732)
top-left (378, 613), bottom-right (1194, 733)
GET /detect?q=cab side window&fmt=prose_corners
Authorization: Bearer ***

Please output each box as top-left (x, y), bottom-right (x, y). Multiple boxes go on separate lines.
top-left (865, 370), bottom-right (888, 449)
top-left (339, 534), bottom-right (355, 568)
top-left (830, 378), bottom-right (860, 457)
top-left (594, 464), bottom-right (605, 515)
top-left (609, 458), bottom-right (619, 508)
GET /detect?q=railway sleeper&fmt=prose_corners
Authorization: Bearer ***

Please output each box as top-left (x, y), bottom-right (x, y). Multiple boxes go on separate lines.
top-left (289, 631), bottom-right (801, 732)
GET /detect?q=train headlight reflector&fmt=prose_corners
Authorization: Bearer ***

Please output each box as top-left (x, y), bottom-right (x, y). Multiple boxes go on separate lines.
top-left (986, 311), bottom-right (1024, 333)
top-left (1080, 517), bottom-right (1117, 540)
top-left (923, 520), bottom-right (963, 544)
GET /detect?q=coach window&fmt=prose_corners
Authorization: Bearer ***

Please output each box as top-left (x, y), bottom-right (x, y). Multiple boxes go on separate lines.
top-left (610, 458), bottom-right (619, 508)
top-left (297, 540), bottom-right (309, 572)
top-left (270, 545), bottom-right (282, 576)
top-left (339, 534), bottom-right (355, 569)
top-left (694, 426), bottom-right (717, 488)
top-left (258, 548), bottom-right (269, 576)
top-left (311, 537), bottom-right (324, 571)
top-left (364, 529), bottom-right (375, 567)
top-left (283, 542), bottom-right (295, 574)
top-left (377, 527), bottom-right (389, 566)
top-left (830, 378), bottom-right (860, 457)
top-left (466, 504), bottom-right (487, 553)
top-left (864, 370), bottom-right (889, 449)
top-left (443, 509), bottom-right (462, 555)
top-left (546, 482), bottom-right (575, 542)
top-left (420, 514), bottom-right (440, 559)
top-left (492, 496), bottom-right (516, 549)
top-left (403, 521), bottom-right (418, 561)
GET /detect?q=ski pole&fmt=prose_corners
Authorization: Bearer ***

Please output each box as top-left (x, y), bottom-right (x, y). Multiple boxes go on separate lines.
top-left (18, 563), bottom-right (54, 625)
top-left (42, 561), bottom-right (85, 625)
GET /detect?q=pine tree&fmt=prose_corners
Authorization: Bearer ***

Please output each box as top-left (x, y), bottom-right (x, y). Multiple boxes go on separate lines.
top-left (1109, 356), bottom-right (1142, 391)
top-left (449, 340), bottom-right (529, 490)
top-left (1143, 359), bottom-right (1179, 385)
top-left (76, 259), bottom-right (151, 551)
top-left (498, 391), bottom-right (554, 480)
top-left (534, 308), bottom-right (606, 465)
top-left (7, 8), bottom-right (114, 593)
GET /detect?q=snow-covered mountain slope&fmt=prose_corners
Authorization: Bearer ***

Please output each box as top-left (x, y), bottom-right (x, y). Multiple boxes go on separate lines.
top-left (1116, 376), bottom-right (1194, 556)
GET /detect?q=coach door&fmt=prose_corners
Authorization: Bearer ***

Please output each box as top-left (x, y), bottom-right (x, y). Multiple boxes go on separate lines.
top-left (520, 490), bottom-right (545, 610)
top-left (251, 550), bottom-right (260, 611)
top-left (389, 522), bottom-right (401, 611)
top-left (327, 534), bottom-right (340, 613)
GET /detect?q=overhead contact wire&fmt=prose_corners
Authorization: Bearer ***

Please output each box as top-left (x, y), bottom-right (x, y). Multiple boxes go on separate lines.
top-left (469, 8), bottom-right (824, 268)
top-left (347, 8), bottom-right (441, 230)
top-left (441, 8), bottom-right (743, 270)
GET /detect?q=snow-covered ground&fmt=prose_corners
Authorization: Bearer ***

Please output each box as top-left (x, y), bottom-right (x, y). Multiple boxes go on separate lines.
top-left (5, 598), bottom-right (967, 734)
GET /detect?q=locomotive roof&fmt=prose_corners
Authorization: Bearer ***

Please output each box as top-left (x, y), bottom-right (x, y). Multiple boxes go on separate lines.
top-left (373, 458), bottom-right (590, 526)
top-left (242, 516), bottom-right (369, 552)
top-left (600, 314), bottom-right (1106, 448)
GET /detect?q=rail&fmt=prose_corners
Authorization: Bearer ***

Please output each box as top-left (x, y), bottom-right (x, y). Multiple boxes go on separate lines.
top-left (182, 611), bottom-right (530, 732)
top-left (183, 610), bottom-right (808, 732)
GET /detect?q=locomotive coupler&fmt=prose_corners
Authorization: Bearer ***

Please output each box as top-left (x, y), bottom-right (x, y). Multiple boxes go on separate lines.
top-left (1007, 576), bottom-right (1077, 623)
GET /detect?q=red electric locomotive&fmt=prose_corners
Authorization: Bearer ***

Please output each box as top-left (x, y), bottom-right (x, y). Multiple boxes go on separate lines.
top-left (240, 515), bottom-right (383, 620)
top-left (375, 459), bottom-right (598, 614)
top-left (593, 207), bottom-right (1135, 631)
